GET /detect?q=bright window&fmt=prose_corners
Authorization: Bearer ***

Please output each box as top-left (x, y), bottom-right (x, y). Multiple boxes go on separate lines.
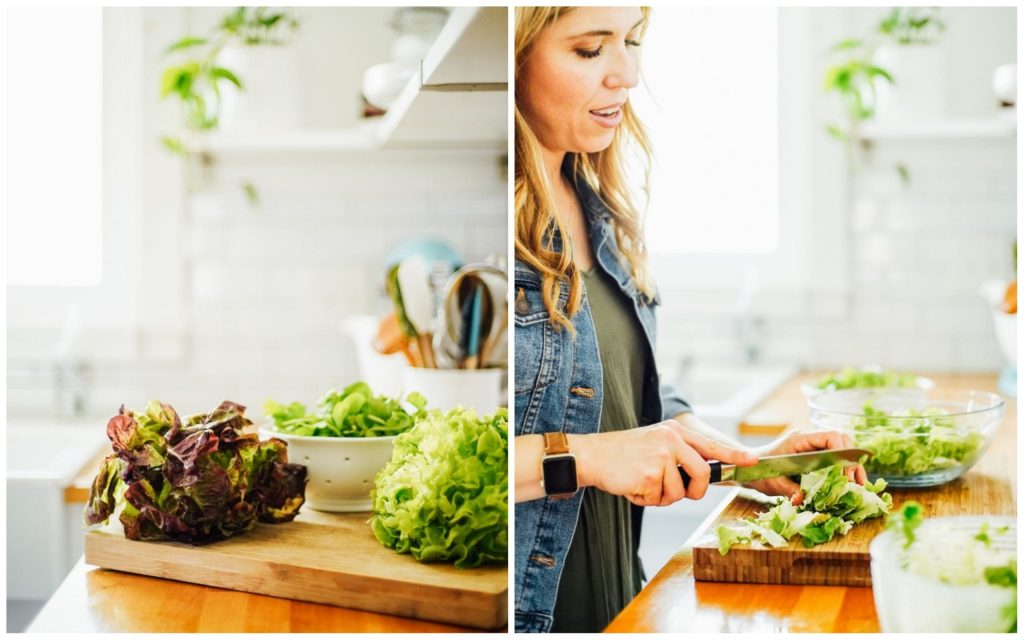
top-left (631, 7), bottom-right (779, 255)
top-left (6, 7), bottom-right (103, 286)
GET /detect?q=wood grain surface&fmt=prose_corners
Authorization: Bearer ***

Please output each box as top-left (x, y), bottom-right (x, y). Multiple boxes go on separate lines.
top-left (28, 558), bottom-right (488, 633)
top-left (82, 508), bottom-right (507, 630)
top-left (605, 372), bottom-right (1016, 633)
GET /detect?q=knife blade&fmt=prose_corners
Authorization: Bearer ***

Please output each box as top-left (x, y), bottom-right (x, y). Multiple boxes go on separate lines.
top-left (678, 448), bottom-right (870, 487)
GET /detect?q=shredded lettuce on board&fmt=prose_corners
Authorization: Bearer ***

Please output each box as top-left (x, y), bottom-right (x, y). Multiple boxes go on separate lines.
top-left (852, 402), bottom-right (983, 477)
top-left (265, 381), bottom-right (427, 438)
top-left (886, 502), bottom-right (1017, 632)
top-left (370, 407), bottom-right (508, 568)
top-left (716, 464), bottom-right (892, 554)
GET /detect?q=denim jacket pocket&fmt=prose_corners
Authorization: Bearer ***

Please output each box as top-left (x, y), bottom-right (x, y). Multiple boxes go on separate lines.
top-left (513, 273), bottom-right (557, 398)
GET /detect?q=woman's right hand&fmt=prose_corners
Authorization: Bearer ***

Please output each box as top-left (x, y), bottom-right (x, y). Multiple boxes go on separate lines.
top-left (571, 420), bottom-right (758, 507)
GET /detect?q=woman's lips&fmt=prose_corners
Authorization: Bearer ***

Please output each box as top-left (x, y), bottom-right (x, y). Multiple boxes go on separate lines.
top-left (588, 107), bottom-right (623, 128)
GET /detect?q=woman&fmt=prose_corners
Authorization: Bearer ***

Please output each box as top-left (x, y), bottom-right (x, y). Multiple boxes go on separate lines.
top-left (513, 7), bottom-right (866, 634)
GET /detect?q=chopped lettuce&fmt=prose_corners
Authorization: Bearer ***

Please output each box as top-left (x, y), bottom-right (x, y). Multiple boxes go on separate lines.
top-left (370, 407), bottom-right (507, 568)
top-left (84, 400), bottom-right (306, 543)
top-left (815, 366), bottom-right (920, 391)
top-left (716, 464), bottom-right (892, 554)
top-left (851, 403), bottom-right (983, 477)
top-left (265, 381), bottom-right (427, 438)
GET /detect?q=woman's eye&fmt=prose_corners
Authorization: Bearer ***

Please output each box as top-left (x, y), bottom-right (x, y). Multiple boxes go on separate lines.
top-left (625, 39), bottom-right (642, 48)
top-left (575, 46), bottom-right (602, 59)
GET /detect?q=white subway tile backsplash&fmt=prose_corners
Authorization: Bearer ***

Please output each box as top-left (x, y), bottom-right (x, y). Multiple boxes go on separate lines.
top-left (882, 331), bottom-right (954, 372)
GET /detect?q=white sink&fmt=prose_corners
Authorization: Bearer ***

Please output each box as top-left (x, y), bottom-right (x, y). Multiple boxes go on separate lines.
top-left (7, 419), bottom-right (109, 601)
top-left (7, 420), bottom-right (108, 484)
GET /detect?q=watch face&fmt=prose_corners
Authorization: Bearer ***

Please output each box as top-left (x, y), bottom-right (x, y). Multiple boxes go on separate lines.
top-left (543, 455), bottom-right (578, 495)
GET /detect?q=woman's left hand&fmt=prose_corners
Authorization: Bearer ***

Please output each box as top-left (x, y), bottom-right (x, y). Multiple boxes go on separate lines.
top-left (744, 430), bottom-right (868, 505)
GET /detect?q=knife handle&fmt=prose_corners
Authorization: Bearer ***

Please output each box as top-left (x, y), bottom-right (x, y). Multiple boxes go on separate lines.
top-left (678, 461), bottom-right (722, 488)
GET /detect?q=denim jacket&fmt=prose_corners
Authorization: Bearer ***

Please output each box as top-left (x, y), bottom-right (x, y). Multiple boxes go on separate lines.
top-left (514, 170), bottom-right (691, 633)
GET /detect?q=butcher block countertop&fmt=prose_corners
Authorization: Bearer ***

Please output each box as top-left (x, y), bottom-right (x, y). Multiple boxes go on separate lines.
top-left (605, 372), bottom-right (1016, 633)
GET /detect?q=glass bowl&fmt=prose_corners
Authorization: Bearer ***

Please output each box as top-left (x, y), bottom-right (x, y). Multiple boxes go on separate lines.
top-left (808, 389), bottom-right (1004, 487)
top-left (870, 515), bottom-right (1016, 632)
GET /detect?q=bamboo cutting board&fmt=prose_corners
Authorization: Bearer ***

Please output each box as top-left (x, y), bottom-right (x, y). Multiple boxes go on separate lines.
top-left (692, 468), bottom-right (1016, 587)
top-left (83, 509), bottom-right (507, 629)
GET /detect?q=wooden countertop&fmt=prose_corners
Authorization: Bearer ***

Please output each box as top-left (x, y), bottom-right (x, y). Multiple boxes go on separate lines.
top-left (48, 449), bottom-right (504, 632)
top-left (606, 372), bottom-right (1016, 633)
top-left (28, 558), bottom-right (484, 633)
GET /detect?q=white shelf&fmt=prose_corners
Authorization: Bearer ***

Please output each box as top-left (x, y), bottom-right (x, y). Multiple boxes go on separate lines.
top-left (378, 7), bottom-right (507, 149)
top-left (859, 116), bottom-right (1017, 141)
top-left (193, 8), bottom-right (508, 154)
top-left (193, 127), bottom-right (379, 153)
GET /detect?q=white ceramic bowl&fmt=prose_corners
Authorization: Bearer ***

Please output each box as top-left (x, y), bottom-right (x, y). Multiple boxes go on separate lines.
top-left (259, 426), bottom-right (395, 512)
top-left (870, 515), bottom-right (1016, 632)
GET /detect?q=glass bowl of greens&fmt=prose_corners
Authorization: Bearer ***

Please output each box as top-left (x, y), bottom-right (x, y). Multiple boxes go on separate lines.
top-left (260, 382), bottom-right (428, 512)
top-left (808, 389), bottom-right (1004, 487)
top-left (801, 366), bottom-right (933, 400)
top-left (870, 512), bottom-right (1016, 632)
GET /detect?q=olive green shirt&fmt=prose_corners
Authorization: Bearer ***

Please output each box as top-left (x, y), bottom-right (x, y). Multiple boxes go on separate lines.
top-left (551, 267), bottom-right (650, 633)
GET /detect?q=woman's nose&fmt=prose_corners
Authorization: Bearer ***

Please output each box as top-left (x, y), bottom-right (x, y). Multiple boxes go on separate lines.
top-left (604, 47), bottom-right (639, 90)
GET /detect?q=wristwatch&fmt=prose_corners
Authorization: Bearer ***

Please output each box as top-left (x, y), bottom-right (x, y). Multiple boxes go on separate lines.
top-left (541, 432), bottom-right (579, 499)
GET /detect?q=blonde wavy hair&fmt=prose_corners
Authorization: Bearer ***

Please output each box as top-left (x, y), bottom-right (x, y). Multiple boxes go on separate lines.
top-left (515, 6), bottom-right (655, 334)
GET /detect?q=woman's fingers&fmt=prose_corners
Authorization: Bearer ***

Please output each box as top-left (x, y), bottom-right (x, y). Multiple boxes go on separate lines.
top-left (675, 443), bottom-right (711, 500)
top-left (671, 422), bottom-right (758, 466)
top-left (660, 454), bottom-right (687, 506)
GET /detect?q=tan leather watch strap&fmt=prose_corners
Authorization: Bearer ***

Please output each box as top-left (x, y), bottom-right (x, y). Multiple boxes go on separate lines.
top-left (543, 432), bottom-right (570, 455)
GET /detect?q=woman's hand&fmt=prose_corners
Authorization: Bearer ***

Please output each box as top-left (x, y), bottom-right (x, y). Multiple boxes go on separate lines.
top-left (572, 419), bottom-right (758, 507)
top-left (744, 430), bottom-right (868, 505)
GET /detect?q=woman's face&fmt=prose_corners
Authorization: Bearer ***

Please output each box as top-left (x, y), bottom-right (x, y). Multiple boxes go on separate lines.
top-left (518, 7), bottom-right (643, 157)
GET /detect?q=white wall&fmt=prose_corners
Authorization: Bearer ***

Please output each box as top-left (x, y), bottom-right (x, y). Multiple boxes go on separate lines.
top-left (650, 6), bottom-right (1016, 376)
top-left (7, 7), bottom-right (507, 419)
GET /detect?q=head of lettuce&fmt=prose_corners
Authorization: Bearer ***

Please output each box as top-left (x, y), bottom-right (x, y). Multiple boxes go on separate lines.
top-left (84, 400), bottom-right (307, 544)
top-left (370, 407), bottom-right (508, 569)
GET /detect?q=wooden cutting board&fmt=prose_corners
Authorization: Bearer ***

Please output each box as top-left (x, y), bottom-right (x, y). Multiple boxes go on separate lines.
top-left (83, 509), bottom-right (507, 629)
top-left (692, 467), bottom-right (1016, 587)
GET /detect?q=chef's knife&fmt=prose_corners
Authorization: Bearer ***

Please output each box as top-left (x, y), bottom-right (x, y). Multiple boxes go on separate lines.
top-left (678, 448), bottom-right (870, 486)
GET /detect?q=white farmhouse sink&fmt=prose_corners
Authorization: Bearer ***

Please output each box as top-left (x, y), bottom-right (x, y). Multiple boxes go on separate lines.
top-left (7, 419), bottom-right (108, 601)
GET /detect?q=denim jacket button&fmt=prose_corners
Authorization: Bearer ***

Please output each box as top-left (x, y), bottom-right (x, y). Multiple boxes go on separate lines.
top-left (515, 288), bottom-right (531, 315)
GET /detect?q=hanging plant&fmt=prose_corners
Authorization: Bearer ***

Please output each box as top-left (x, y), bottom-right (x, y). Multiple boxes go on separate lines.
top-left (160, 7), bottom-right (298, 151)
top-left (823, 7), bottom-right (945, 183)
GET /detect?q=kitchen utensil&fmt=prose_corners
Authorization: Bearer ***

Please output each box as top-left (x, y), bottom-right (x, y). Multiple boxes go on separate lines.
top-left (84, 509), bottom-right (507, 629)
top-left (678, 448), bottom-right (869, 487)
top-left (373, 312), bottom-right (416, 366)
top-left (809, 389), bottom-right (1004, 487)
top-left (477, 308), bottom-right (507, 369)
top-left (464, 284), bottom-right (484, 369)
top-left (870, 515), bottom-right (1016, 632)
top-left (439, 262), bottom-right (507, 369)
top-left (396, 255), bottom-right (437, 368)
top-left (384, 263), bottom-right (424, 367)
